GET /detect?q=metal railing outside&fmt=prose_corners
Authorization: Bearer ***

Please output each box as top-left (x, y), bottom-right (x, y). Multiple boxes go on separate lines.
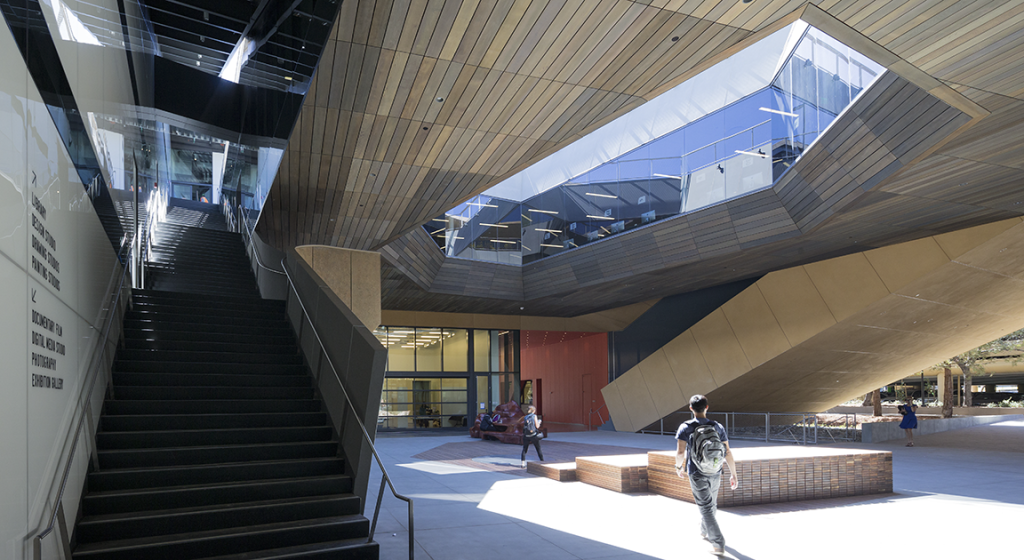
top-left (32, 232), bottom-right (138, 560)
top-left (281, 263), bottom-right (415, 560)
top-left (640, 411), bottom-right (861, 444)
top-left (589, 403), bottom-right (608, 429)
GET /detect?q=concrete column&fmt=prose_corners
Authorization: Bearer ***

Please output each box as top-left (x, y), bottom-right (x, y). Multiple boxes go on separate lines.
top-left (1018, 384), bottom-right (1024, 394)
top-left (985, 384), bottom-right (997, 393)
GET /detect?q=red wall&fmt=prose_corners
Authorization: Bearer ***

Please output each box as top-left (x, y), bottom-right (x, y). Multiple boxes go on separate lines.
top-left (520, 331), bottom-right (608, 428)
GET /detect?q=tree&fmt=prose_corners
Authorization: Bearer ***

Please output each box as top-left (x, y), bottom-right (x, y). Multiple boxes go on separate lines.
top-left (942, 328), bottom-right (1024, 408)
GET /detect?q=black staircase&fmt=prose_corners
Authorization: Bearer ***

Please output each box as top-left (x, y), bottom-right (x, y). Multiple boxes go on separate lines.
top-left (72, 200), bottom-right (378, 559)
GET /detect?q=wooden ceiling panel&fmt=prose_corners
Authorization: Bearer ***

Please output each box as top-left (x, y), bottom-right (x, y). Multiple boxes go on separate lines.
top-left (249, 1), bottom-right (1024, 317)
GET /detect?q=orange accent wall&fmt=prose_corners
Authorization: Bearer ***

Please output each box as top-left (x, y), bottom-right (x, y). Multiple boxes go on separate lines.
top-left (521, 331), bottom-right (609, 428)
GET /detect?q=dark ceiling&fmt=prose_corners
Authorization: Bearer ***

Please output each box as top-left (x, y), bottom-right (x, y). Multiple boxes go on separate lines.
top-left (142, 0), bottom-right (338, 92)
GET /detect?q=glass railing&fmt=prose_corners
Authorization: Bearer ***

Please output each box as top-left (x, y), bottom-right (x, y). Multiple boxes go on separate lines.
top-left (423, 23), bottom-right (884, 265)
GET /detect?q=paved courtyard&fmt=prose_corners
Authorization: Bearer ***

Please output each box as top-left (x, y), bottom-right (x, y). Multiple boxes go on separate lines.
top-left (367, 418), bottom-right (1024, 560)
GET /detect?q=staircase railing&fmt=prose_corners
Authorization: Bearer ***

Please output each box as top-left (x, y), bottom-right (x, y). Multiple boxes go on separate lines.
top-left (281, 261), bottom-right (415, 559)
top-left (32, 231), bottom-right (136, 560)
top-left (239, 209), bottom-right (287, 299)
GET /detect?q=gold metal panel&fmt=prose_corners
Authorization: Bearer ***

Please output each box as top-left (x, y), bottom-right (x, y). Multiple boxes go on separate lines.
top-left (803, 253), bottom-right (890, 323)
top-left (689, 308), bottom-right (751, 388)
top-left (757, 267), bottom-right (836, 347)
top-left (661, 330), bottom-right (717, 399)
top-left (863, 237), bottom-right (951, 293)
top-left (635, 349), bottom-right (685, 418)
top-left (615, 368), bottom-right (660, 433)
top-left (720, 285), bottom-right (792, 369)
top-left (600, 380), bottom-right (634, 433)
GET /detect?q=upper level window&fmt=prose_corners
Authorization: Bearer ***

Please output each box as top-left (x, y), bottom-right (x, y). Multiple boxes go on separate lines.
top-left (423, 23), bottom-right (883, 265)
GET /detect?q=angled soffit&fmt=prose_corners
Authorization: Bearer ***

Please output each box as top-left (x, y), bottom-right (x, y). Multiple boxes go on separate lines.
top-left (256, 0), bottom-right (1024, 317)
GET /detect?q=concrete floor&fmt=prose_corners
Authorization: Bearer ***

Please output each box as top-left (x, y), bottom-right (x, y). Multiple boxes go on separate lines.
top-left (366, 420), bottom-right (1024, 560)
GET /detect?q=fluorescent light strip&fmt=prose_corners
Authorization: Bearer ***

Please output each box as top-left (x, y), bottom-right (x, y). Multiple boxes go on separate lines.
top-left (735, 149), bottom-right (767, 158)
top-left (585, 192), bottom-right (617, 199)
top-left (479, 223), bottom-right (508, 228)
top-left (467, 202), bottom-right (498, 207)
top-left (431, 218), bottom-right (447, 222)
top-left (522, 245), bottom-right (531, 251)
top-left (759, 107), bottom-right (799, 117)
top-left (490, 239), bottom-right (517, 244)
top-left (430, 228), bottom-right (445, 235)
top-left (653, 173), bottom-right (681, 179)
top-left (536, 228), bottom-right (561, 233)
top-left (586, 215), bottom-right (615, 220)
top-left (528, 209), bottom-right (558, 215)
top-left (540, 243), bottom-right (562, 248)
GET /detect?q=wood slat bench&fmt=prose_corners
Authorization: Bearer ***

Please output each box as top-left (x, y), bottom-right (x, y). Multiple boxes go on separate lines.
top-left (526, 461), bottom-right (576, 482)
top-left (648, 447), bottom-right (892, 507)
top-left (576, 454), bottom-right (649, 493)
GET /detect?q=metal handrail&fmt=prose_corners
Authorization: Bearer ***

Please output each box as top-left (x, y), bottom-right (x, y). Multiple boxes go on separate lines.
top-left (240, 209), bottom-right (285, 276)
top-left (34, 228), bottom-right (136, 553)
top-left (281, 261), bottom-right (414, 559)
top-left (589, 403), bottom-right (607, 429)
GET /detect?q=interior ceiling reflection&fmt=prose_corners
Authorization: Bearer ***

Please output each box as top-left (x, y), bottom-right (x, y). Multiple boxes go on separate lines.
top-left (422, 22), bottom-right (885, 267)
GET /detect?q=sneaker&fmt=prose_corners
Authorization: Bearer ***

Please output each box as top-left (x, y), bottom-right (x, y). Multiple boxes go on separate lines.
top-left (521, 460), bottom-right (526, 468)
top-left (710, 546), bottom-right (725, 556)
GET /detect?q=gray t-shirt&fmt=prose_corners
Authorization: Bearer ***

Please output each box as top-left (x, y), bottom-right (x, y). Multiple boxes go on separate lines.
top-left (675, 418), bottom-right (728, 475)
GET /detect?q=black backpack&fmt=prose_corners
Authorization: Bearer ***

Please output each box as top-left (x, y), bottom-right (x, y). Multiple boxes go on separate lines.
top-left (688, 420), bottom-right (726, 475)
top-left (524, 414), bottom-right (538, 437)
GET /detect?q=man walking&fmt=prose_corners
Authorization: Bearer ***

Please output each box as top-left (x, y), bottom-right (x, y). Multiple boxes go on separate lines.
top-left (675, 394), bottom-right (738, 556)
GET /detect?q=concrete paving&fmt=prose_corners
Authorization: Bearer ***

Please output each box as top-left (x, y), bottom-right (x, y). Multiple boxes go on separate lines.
top-left (367, 420), bottom-right (1024, 560)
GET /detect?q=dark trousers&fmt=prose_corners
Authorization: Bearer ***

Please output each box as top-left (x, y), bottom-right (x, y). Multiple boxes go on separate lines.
top-left (521, 435), bottom-right (544, 461)
top-left (689, 470), bottom-right (724, 548)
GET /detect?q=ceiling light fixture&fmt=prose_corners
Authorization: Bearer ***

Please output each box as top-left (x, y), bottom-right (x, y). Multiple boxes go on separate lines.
top-left (653, 173), bottom-right (682, 179)
top-left (586, 215), bottom-right (615, 220)
top-left (536, 228), bottom-right (561, 233)
top-left (490, 239), bottom-right (517, 244)
top-left (759, 107), bottom-right (798, 117)
top-left (735, 149), bottom-right (767, 158)
top-left (527, 209), bottom-right (558, 215)
top-left (585, 192), bottom-right (617, 199)
top-left (467, 202), bottom-right (498, 207)
top-left (479, 223), bottom-right (508, 228)
top-left (540, 243), bottom-right (562, 248)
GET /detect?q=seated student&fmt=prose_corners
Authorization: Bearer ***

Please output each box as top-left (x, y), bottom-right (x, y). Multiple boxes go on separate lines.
top-left (479, 412), bottom-right (494, 432)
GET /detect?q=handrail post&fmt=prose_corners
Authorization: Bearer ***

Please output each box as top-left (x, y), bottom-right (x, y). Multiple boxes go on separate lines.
top-left (765, 412), bottom-right (770, 442)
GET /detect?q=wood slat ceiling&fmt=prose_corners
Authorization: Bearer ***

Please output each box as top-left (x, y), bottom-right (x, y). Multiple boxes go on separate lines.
top-left (256, 0), bottom-right (1024, 317)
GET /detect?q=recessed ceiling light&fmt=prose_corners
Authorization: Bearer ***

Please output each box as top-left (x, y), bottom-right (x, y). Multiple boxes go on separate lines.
top-left (284, 76), bottom-right (293, 81)
top-left (671, 36), bottom-right (679, 42)
top-left (436, 97), bottom-right (444, 102)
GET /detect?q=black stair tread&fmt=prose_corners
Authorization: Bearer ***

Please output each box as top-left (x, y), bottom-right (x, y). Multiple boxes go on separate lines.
top-left (131, 289), bottom-right (268, 304)
top-left (78, 494), bottom-right (359, 525)
top-left (84, 473), bottom-right (352, 499)
top-left (72, 515), bottom-right (368, 554)
top-left (198, 538), bottom-right (377, 560)
top-left (102, 399), bottom-right (323, 414)
top-left (88, 456), bottom-right (343, 478)
top-left (101, 411), bottom-right (325, 425)
top-left (98, 439), bottom-right (338, 456)
top-left (97, 425), bottom-right (330, 440)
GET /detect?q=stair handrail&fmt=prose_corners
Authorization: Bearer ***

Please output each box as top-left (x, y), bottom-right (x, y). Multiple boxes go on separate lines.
top-left (281, 261), bottom-right (414, 560)
top-left (239, 209), bottom-right (285, 275)
top-left (33, 229), bottom-right (136, 559)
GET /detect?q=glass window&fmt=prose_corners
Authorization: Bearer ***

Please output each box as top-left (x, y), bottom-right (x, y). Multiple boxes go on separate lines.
top-left (442, 329), bottom-right (469, 372)
top-left (416, 328), bottom-right (442, 371)
top-left (387, 328), bottom-right (416, 371)
top-left (474, 330), bottom-right (491, 372)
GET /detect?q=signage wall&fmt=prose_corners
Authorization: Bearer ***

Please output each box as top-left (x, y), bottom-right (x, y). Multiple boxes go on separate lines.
top-left (0, 12), bottom-right (123, 560)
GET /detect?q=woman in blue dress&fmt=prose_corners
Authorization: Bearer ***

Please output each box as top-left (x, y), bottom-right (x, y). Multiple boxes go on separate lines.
top-left (899, 398), bottom-right (918, 447)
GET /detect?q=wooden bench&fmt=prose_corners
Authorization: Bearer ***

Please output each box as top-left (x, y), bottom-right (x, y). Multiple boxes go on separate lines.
top-left (526, 461), bottom-right (576, 482)
top-left (575, 454), bottom-right (649, 493)
top-left (647, 447), bottom-right (892, 507)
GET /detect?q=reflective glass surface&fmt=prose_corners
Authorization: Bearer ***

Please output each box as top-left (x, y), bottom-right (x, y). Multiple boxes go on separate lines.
top-left (423, 24), bottom-right (883, 265)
